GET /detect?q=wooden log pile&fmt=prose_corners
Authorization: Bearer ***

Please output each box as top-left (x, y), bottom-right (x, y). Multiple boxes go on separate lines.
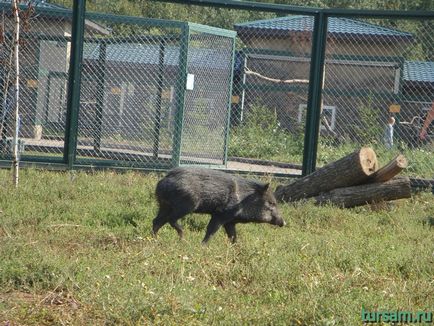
top-left (275, 148), bottom-right (411, 208)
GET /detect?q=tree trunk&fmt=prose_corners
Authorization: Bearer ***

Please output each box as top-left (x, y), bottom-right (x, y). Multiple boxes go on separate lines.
top-left (367, 154), bottom-right (407, 183)
top-left (314, 177), bottom-right (411, 208)
top-left (12, 0), bottom-right (20, 188)
top-left (275, 147), bottom-right (378, 202)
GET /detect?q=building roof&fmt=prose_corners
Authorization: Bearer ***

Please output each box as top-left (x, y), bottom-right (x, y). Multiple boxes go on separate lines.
top-left (403, 61), bottom-right (434, 85)
top-left (0, 0), bottom-right (110, 35)
top-left (234, 15), bottom-right (414, 43)
top-left (83, 43), bottom-right (231, 70)
top-left (30, 0), bottom-right (65, 9)
top-left (0, 0), bottom-right (64, 9)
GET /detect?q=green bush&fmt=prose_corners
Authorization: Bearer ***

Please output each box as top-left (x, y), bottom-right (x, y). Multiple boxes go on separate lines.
top-left (352, 96), bottom-right (384, 146)
top-left (228, 103), bottom-right (433, 178)
top-left (228, 104), bottom-right (304, 163)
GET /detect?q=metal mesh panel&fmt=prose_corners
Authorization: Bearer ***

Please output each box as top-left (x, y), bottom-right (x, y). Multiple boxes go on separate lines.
top-left (180, 30), bottom-right (233, 165)
top-left (228, 14), bottom-right (311, 175)
top-left (71, 17), bottom-right (236, 169)
top-left (76, 26), bottom-right (183, 168)
top-left (1, 2), bottom-right (431, 183)
top-left (0, 5), bottom-right (71, 161)
top-left (317, 17), bottom-right (433, 181)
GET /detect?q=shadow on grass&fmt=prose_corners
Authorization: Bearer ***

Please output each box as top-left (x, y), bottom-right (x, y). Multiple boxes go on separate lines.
top-left (101, 211), bottom-right (140, 228)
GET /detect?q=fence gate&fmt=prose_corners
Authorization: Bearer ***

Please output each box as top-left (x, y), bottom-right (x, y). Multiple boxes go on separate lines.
top-left (180, 24), bottom-right (235, 166)
top-left (73, 17), bottom-right (236, 170)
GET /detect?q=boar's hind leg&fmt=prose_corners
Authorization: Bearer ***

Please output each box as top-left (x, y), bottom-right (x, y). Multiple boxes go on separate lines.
top-left (152, 205), bottom-right (171, 236)
top-left (167, 201), bottom-right (196, 239)
top-left (202, 215), bottom-right (223, 244)
top-left (169, 221), bottom-right (183, 239)
top-left (223, 222), bottom-right (237, 243)
top-left (154, 198), bottom-right (194, 239)
top-left (153, 208), bottom-right (187, 239)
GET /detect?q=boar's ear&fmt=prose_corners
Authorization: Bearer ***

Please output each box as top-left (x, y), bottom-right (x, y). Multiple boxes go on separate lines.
top-left (257, 183), bottom-right (270, 194)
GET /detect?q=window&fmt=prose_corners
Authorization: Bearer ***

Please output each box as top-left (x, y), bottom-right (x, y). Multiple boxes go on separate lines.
top-left (298, 104), bottom-right (337, 131)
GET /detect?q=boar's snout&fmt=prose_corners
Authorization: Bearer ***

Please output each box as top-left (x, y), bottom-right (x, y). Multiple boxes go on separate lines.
top-left (272, 214), bottom-right (286, 227)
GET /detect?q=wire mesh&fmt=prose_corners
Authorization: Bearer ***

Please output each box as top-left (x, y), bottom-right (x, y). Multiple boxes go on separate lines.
top-left (228, 14), bottom-right (312, 175)
top-left (76, 26), bottom-right (183, 168)
top-left (73, 17), bottom-right (236, 169)
top-left (180, 29), bottom-right (234, 165)
top-left (0, 4), bottom-right (71, 161)
top-left (227, 13), bottom-right (432, 180)
top-left (317, 16), bottom-right (434, 182)
top-left (0, 1), bottom-right (432, 185)
top-left (0, 3), bottom-right (236, 170)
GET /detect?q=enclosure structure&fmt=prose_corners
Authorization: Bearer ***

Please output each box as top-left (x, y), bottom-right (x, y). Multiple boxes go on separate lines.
top-left (233, 16), bottom-right (414, 140)
top-left (0, 0), bottom-right (432, 185)
top-left (227, 7), bottom-right (433, 182)
top-left (399, 61), bottom-right (434, 144)
top-left (0, 3), bottom-right (236, 170)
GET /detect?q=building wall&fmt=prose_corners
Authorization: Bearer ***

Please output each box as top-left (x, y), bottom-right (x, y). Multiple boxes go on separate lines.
top-left (237, 33), bottom-right (406, 138)
top-left (241, 36), bottom-right (406, 57)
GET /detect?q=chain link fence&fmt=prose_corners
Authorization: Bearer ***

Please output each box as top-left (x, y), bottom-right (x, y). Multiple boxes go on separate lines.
top-left (0, 2), bottom-right (432, 186)
top-left (76, 20), bottom-right (186, 169)
top-left (317, 16), bottom-right (434, 183)
top-left (229, 14), bottom-right (312, 175)
top-left (0, 5), bottom-right (71, 161)
top-left (0, 3), bottom-right (236, 171)
top-left (229, 14), bottom-right (433, 181)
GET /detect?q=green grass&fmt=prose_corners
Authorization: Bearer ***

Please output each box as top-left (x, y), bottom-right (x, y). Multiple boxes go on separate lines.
top-left (0, 169), bottom-right (433, 325)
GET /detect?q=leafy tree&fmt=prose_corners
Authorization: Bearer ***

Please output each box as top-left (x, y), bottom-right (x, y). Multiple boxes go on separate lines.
top-left (48, 0), bottom-right (433, 60)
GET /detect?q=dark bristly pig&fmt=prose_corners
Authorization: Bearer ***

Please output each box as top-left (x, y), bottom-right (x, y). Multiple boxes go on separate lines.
top-left (152, 167), bottom-right (286, 244)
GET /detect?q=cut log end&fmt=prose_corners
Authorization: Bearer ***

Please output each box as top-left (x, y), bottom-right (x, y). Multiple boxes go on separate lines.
top-left (275, 147), bottom-right (379, 202)
top-left (367, 154), bottom-right (408, 183)
top-left (359, 147), bottom-right (378, 175)
top-left (395, 154), bottom-right (408, 169)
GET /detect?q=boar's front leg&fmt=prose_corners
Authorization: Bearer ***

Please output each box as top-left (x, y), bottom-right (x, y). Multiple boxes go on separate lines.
top-left (223, 222), bottom-right (237, 243)
top-left (202, 214), bottom-right (223, 244)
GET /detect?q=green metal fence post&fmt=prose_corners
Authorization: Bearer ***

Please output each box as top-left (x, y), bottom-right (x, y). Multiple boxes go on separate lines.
top-left (223, 37), bottom-right (237, 166)
top-left (302, 12), bottom-right (328, 176)
top-left (63, 0), bottom-right (86, 168)
top-left (171, 24), bottom-right (190, 167)
top-left (94, 40), bottom-right (106, 152)
top-left (153, 41), bottom-right (166, 158)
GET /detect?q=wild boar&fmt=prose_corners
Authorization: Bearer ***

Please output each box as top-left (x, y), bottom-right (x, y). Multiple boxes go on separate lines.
top-left (152, 167), bottom-right (285, 243)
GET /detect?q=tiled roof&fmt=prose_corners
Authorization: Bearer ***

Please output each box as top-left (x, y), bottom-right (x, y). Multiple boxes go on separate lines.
top-left (83, 43), bottom-right (230, 69)
top-left (0, 0), bottom-right (64, 9)
top-left (235, 15), bottom-right (414, 42)
top-left (0, 0), bottom-right (111, 35)
top-left (30, 0), bottom-right (65, 9)
top-left (404, 61), bottom-right (434, 84)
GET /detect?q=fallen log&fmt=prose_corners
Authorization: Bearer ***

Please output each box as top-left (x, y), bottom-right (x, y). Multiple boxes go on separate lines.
top-left (313, 177), bottom-right (411, 208)
top-left (367, 154), bottom-right (407, 183)
top-left (409, 177), bottom-right (434, 191)
top-left (275, 147), bottom-right (378, 202)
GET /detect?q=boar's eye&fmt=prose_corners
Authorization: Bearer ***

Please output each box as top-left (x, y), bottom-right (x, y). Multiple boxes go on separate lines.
top-left (266, 201), bottom-right (276, 210)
